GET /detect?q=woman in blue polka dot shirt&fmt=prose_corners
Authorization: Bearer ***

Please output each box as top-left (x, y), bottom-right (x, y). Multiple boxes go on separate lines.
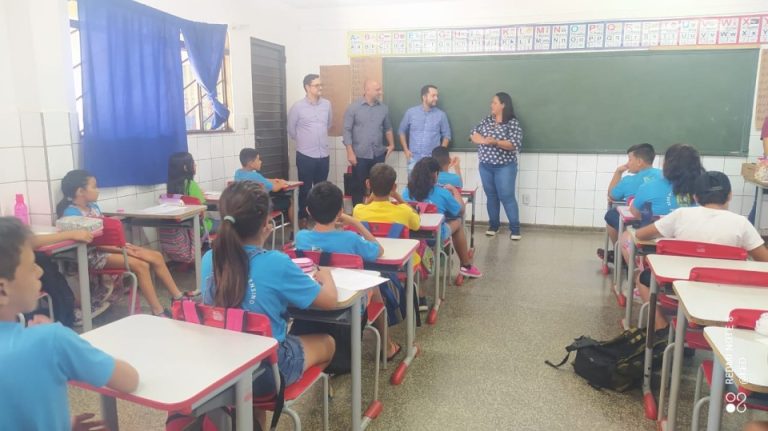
top-left (470, 92), bottom-right (524, 240)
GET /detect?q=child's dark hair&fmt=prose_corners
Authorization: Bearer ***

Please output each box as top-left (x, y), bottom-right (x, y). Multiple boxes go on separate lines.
top-left (369, 163), bottom-right (397, 197)
top-left (306, 182), bottom-right (343, 224)
top-left (0, 217), bottom-right (31, 281)
top-left (694, 171), bottom-right (731, 206)
top-left (408, 157), bottom-right (441, 202)
top-left (56, 169), bottom-right (93, 217)
top-left (663, 143), bottom-right (703, 201)
top-left (431, 147), bottom-right (451, 168)
top-left (167, 152), bottom-right (195, 195)
top-left (628, 143), bottom-right (655, 165)
top-left (212, 181), bottom-right (272, 308)
top-left (239, 148), bottom-right (259, 167)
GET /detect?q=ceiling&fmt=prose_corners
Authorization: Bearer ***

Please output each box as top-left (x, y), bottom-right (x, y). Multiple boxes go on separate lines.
top-left (281, 0), bottom-right (453, 8)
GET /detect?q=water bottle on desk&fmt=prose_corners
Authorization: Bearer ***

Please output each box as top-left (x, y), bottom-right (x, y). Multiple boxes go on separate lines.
top-left (14, 194), bottom-right (29, 225)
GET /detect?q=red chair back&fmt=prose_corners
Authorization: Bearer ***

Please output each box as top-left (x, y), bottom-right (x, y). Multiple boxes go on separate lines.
top-left (348, 222), bottom-right (409, 239)
top-left (408, 201), bottom-right (438, 214)
top-left (727, 308), bottom-right (768, 330)
top-left (688, 268), bottom-right (768, 287)
top-left (181, 195), bottom-right (202, 205)
top-left (284, 249), bottom-right (363, 270)
top-left (656, 240), bottom-right (747, 261)
top-left (90, 216), bottom-right (127, 247)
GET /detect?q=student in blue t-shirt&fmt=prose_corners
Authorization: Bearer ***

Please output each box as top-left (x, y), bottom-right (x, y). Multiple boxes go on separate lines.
top-left (234, 148), bottom-right (293, 223)
top-left (200, 181), bottom-right (337, 430)
top-left (295, 182), bottom-right (401, 360)
top-left (0, 217), bottom-right (138, 431)
top-left (432, 146), bottom-right (463, 188)
top-left (402, 157), bottom-right (482, 278)
top-left (598, 143), bottom-right (662, 260)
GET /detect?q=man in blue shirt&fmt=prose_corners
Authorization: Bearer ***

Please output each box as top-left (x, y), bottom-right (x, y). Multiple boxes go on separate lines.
top-left (398, 84), bottom-right (451, 173)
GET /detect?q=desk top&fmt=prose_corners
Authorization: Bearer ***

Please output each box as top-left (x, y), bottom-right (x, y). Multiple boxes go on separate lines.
top-left (204, 191), bottom-right (221, 203)
top-left (647, 254), bottom-right (768, 283)
top-left (617, 205), bottom-right (637, 222)
top-left (74, 315), bottom-right (277, 411)
top-left (375, 238), bottom-right (419, 266)
top-left (418, 213), bottom-right (444, 231)
top-left (332, 268), bottom-right (383, 308)
top-left (704, 326), bottom-right (768, 393)
top-left (627, 226), bottom-right (657, 247)
top-left (283, 181), bottom-right (303, 190)
top-left (32, 226), bottom-right (103, 255)
top-left (674, 281), bottom-right (768, 326)
top-left (459, 187), bottom-right (477, 196)
top-left (103, 204), bottom-right (206, 221)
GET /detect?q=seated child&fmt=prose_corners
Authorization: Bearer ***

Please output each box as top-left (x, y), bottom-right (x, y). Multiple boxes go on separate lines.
top-left (200, 181), bottom-right (337, 430)
top-left (0, 217), bottom-right (138, 430)
top-left (295, 182), bottom-right (401, 360)
top-left (635, 171), bottom-right (768, 333)
top-left (598, 143), bottom-right (661, 260)
top-left (402, 157), bottom-right (482, 278)
top-left (432, 146), bottom-right (463, 188)
top-left (353, 162), bottom-right (420, 231)
top-left (57, 170), bottom-right (194, 317)
top-left (167, 151), bottom-right (214, 233)
top-left (235, 148), bottom-right (293, 224)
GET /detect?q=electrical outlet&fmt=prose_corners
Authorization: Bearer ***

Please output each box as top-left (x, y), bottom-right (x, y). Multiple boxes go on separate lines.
top-left (521, 193), bottom-right (530, 205)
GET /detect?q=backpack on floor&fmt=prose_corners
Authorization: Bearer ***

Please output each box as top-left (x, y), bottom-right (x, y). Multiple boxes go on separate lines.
top-left (379, 272), bottom-right (407, 327)
top-left (159, 227), bottom-right (196, 264)
top-left (545, 328), bottom-right (666, 392)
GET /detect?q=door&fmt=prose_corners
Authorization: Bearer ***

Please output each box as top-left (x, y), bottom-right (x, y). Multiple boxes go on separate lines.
top-left (250, 38), bottom-right (288, 179)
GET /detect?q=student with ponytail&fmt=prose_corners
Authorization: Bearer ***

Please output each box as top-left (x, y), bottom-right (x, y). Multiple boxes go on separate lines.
top-left (200, 180), bottom-right (337, 428)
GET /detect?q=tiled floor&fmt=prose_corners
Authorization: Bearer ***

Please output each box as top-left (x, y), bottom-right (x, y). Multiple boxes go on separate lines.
top-left (69, 227), bottom-right (768, 430)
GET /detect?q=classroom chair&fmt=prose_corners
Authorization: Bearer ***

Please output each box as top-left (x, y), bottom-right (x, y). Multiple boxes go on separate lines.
top-left (89, 217), bottom-right (139, 315)
top-left (691, 308), bottom-right (768, 430)
top-left (600, 199), bottom-right (625, 276)
top-left (171, 299), bottom-right (329, 431)
top-left (284, 248), bottom-right (387, 415)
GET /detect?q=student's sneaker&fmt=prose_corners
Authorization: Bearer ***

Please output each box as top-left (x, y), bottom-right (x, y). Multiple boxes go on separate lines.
top-left (459, 264), bottom-right (482, 278)
top-left (154, 308), bottom-right (172, 318)
top-left (485, 228), bottom-right (498, 237)
top-left (509, 233), bottom-right (522, 240)
top-left (596, 248), bottom-right (615, 263)
top-left (418, 297), bottom-right (429, 312)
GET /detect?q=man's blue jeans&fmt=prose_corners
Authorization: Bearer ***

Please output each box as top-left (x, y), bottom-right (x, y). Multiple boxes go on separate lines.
top-left (479, 162), bottom-right (520, 234)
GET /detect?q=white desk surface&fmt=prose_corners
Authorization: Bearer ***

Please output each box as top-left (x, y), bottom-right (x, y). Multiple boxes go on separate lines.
top-left (617, 205), bottom-right (637, 222)
top-left (75, 315), bottom-right (277, 411)
top-left (418, 213), bottom-right (444, 231)
top-left (646, 254), bottom-right (768, 282)
top-left (332, 268), bottom-right (385, 307)
top-left (103, 204), bottom-right (206, 221)
top-left (704, 326), bottom-right (768, 393)
top-left (674, 281), bottom-right (768, 326)
top-left (375, 238), bottom-right (419, 266)
top-left (459, 187), bottom-right (477, 196)
top-left (627, 226), bottom-right (658, 247)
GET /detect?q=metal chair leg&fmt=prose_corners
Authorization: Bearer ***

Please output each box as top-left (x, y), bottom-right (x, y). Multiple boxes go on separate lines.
top-left (691, 395), bottom-right (710, 431)
top-left (321, 373), bottom-right (329, 431)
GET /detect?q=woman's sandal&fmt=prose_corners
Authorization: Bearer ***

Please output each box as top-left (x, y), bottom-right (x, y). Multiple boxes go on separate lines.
top-left (386, 343), bottom-right (402, 361)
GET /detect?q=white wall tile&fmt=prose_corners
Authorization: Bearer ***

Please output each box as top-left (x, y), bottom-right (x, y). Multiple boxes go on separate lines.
top-left (536, 189), bottom-right (556, 207)
top-left (518, 188), bottom-right (537, 208)
top-left (186, 137), bottom-right (199, 160)
top-left (519, 205), bottom-right (535, 224)
top-left (19, 112), bottom-right (44, 147)
top-left (46, 146), bottom-right (73, 180)
top-left (197, 159), bottom-right (213, 183)
top-left (0, 148), bottom-right (26, 183)
top-left (728, 175), bottom-right (746, 197)
top-left (518, 153), bottom-right (538, 170)
top-left (197, 137), bottom-right (213, 160)
top-left (573, 208), bottom-right (593, 226)
top-left (554, 207), bottom-right (574, 226)
top-left (136, 192), bottom-right (158, 208)
top-left (537, 171), bottom-right (556, 190)
top-left (30, 214), bottom-right (54, 226)
top-left (538, 154), bottom-right (557, 171)
top-left (0, 182), bottom-right (28, 216)
top-left (24, 147), bottom-right (47, 181)
top-left (535, 207), bottom-right (554, 224)
top-left (596, 154), bottom-right (618, 173)
top-left (701, 156), bottom-right (725, 172)
top-left (212, 158), bottom-right (226, 180)
top-left (518, 170), bottom-right (537, 189)
top-left (210, 136), bottom-right (225, 158)
top-left (595, 172), bottom-right (613, 191)
top-left (26, 181), bottom-right (51, 214)
top-left (0, 112), bottom-right (22, 148)
top-left (574, 190), bottom-right (594, 209)
top-left (224, 157), bottom-right (240, 180)
top-left (723, 157), bottom-right (745, 176)
top-left (116, 186), bottom-right (137, 197)
top-left (743, 182), bottom-right (756, 198)
top-left (593, 191), bottom-right (608, 210)
top-left (116, 194), bottom-right (140, 211)
top-left (69, 113), bottom-right (81, 144)
top-left (557, 154), bottom-right (578, 171)
top-left (465, 152), bottom-right (478, 167)
top-left (555, 189), bottom-right (575, 208)
top-left (43, 112), bottom-right (72, 147)
top-left (464, 168), bottom-right (480, 189)
top-left (98, 186), bottom-right (118, 201)
top-left (575, 171), bottom-right (596, 190)
top-left (729, 196), bottom-right (744, 216)
top-left (577, 154), bottom-right (597, 172)
top-left (556, 171), bottom-right (576, 190)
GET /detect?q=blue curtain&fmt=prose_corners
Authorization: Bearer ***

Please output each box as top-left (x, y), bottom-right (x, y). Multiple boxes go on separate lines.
top-left (180, 21), bottom-right (230, 130)
top-left (79, 0), bottom-right (187, 187)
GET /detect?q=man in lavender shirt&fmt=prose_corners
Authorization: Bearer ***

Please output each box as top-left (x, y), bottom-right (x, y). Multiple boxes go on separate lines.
top-left (288, 74), bottom-right (332, 221)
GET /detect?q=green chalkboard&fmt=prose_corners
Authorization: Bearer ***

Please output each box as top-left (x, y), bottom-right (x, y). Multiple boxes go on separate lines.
top-left (382, 49), bottom-right (758, 155)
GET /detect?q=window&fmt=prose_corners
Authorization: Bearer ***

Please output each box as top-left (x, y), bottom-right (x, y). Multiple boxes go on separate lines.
top-left (68, 0), bottom-right (233, 134)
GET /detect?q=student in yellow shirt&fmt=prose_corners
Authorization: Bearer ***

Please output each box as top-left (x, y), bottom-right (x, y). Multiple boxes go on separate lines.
top-left (352, 163), bottom-right (420, 231)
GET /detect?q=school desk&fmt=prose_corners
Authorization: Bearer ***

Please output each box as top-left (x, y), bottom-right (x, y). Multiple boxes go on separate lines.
top-left (641, 255), bottom-right (768, 421)
top-left (415, 213), bottom-right (446, 325)
top-left (73, 314), bottom-right (277, 431)
top-left (613, 205), bottom-right (637, 301)
top-left (362, 238), bottom-right (420, 385)
top-left (102, 204), bottom-right (206, 294)
top-left (289, 268), bottom-right (387, 431)
top-left (621, 226), bottom-right (657, 330)
top-left (33, 226), bottom-right (103, 331)
top-left (600, 199), bottom-right (626, 276)
top-left (703, 326), bottom-right (768, 431)
top-left (658, 281), bottom-right (768, 431)
top-left (743, 175), bottom-right (767, 233)
top-left (460, 187), bottom-right (477, 250)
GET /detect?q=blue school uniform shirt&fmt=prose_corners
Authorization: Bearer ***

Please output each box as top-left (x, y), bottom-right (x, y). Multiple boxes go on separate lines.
top-left (62, 202), bottom-right (103, 217)
top-left (0, 322), bottom-right (115, 431)
top-left (437, 171), bottom-right (463, 188)
top-left (294, 230), bottom-right (380, 262)
top-left (631, 177), bottom-right (695, 216)
top-left (234, 169), bottom-right (273, 192)
top-left (402, 186), bottom-right (461, 239)
top-left (201, 246), bottom-right (320, 342)
top-left (609, 167), bottom-right (663, 201)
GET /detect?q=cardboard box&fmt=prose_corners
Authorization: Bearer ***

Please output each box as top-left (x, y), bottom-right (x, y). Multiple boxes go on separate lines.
top-left (742, 162), bottom-right (768, 186)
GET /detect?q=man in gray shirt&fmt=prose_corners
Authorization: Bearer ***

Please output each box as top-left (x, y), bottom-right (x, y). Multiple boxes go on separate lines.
top-left (288, 73), bottom-right (332, 221)
top-left (343, 80), bottom-right (394, 205)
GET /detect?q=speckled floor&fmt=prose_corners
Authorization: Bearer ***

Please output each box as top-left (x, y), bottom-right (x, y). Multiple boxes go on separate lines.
top-left (68, 227), bottom-right (768, 430)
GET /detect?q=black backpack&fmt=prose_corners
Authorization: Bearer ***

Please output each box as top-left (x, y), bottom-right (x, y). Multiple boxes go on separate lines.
top-left (545, 328), bottom-right (666, 392)
top-left (29, 253), bottom-right (76, 327)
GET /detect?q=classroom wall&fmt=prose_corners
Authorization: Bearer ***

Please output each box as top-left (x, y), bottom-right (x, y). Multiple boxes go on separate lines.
top-left (288, 0), bottom-right (768, 229)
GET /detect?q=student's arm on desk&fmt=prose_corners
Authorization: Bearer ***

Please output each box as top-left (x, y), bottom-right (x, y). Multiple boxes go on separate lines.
top-left (444, 184), bottom-right (466, 215)
top-left (107, 359), bottom-right (139, 393)
top-left (749, 244), bottom-right (768, 262)
top-left (270, 178), bottom-right (287, 192)
top-left (635, 223), bottom-right (661, 241)
top-left (311, 268), bottom-right (338, 309)
top-left (32, 230), bottom-right (93, 248)
top-left (339, 214), bottom-right (384, 257)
